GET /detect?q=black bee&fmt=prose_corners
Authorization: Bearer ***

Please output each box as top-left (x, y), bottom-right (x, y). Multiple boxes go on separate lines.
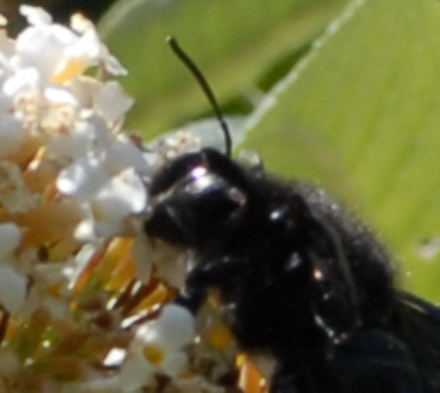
top-left (145, 37), bottom-right (440, 393)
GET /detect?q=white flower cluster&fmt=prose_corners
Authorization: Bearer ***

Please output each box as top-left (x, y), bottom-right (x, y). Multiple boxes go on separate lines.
top-left (0, 6), bottom-right (220, 393)
top-left (4, 5), bottom-right (151, 239)
top-left (0, 2), bottom-right (153, 317)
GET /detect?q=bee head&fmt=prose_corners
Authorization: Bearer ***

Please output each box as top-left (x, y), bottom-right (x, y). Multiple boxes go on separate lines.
top-left (144, 37), bottom-right (248, 247)
top-left (145, 148), bottom-right (248, 247)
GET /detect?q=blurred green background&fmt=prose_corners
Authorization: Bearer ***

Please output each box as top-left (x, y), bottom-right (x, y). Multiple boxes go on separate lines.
top-left (4, 0), bottom-right (440, 302)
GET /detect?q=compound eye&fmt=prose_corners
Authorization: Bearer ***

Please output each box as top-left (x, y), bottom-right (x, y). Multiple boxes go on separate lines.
top-left (186, 171), bottom-right (247, 223)
top-left (150, 153), bottom-right (204, 195)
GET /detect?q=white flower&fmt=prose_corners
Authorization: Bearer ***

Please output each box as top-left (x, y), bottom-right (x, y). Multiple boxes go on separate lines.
top-left (16, 9), bottom-right (78, 83)
top-left (58, 152), bottom-right (147, 239)
top-left (121, 304), bottom-right (196, 390)
top-left (15, 5), bottom-right (126, 85)
top-left (0, 6), bottom-right (216, 391)
top-left (89, 167), bottom-right (147, 234)
top-left (2, 6), bottom-right (153, 241)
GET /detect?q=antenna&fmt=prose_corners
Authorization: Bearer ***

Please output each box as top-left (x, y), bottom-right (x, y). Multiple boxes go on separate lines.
top-left (167, 36), bottom-right (232, 158)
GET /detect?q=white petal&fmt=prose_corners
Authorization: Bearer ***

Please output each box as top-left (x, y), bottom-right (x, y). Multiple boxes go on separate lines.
top-left (66, 76), bottom-right (100, 107)
top-left (86, 115), bottom-right (111, 152)
top-left (46, 121), bottom-right (93, 160)
top-left (0, 30), bottom-right (14, 57)
top-left (133, 304), bottom-right (195, 350)
top-left (0, 114), bottom-right (25, 157)
top-left (19, 5), bottom-right (52, 26)
top-left (95, 81), bottom-right (133, 124)
top-left (103, 348), bottom-right (126, 368)
top-left (57, 156), bottom-right (109, 198)
top-left (15, 24), bottom-right (77, 82)
top-left (106, 137), bottom-right (151, 175)
top-left (70, 13), bottom-right (93, 34)
top-left (99, 45), bottom-right (127, 76)
top-left (65, 28), bottom-right (100, 61)
top-left (135, 322), bottom-right (161, 345)
top-left (44, 87), bottom-right (78, 106)
top-left (90, 169), bottom-right (146, 236)
top-left (0, 265), bottom-right (27, 314)
top-left (0, 222), bottom-right (21, 258)
top-left (94, 167), bottom-right (146, 216)
top-left (120, 352), bottom-right (153, 391)
top-left (162, 351), bottom-right (188, 377)
top-left (157, 304), bottom-right (195, 348)
top-left (3, 68), bottom-right (39, 95)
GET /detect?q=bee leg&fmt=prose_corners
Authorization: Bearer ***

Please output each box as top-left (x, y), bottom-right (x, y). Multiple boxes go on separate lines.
top-left (328, 329), bottom-right (423, 393)
top-left (176, 256), bottom-right (247, 313)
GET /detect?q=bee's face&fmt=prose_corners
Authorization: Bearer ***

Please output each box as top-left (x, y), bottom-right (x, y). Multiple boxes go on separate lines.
top-left (145, 151), bottom-right (247, 247)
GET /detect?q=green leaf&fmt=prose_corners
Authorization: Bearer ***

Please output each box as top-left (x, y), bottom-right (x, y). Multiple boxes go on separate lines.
top-left (243, 0), bottom-right (440, 300)
top-left (99, 0), bottom-right (348, 139)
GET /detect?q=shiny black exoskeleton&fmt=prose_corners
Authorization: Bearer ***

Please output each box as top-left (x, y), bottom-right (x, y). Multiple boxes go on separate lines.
top-left (145, 147), bottom-right (440, 393)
